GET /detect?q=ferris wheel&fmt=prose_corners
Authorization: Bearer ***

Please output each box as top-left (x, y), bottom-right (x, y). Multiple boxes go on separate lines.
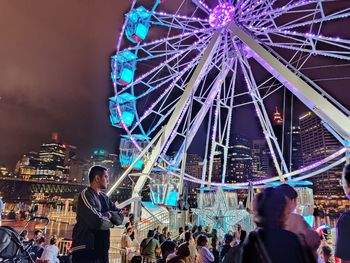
top-left (107, 0), bottom-right (350, 206)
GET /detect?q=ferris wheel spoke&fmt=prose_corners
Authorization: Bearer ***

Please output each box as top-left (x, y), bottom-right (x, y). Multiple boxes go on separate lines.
top-left (151, 11), bottom-right (211, 31)
top-left (256, 28), bottom-right (350, 60)
top-left (277, 6), bottom-right (350, 30)
top-left (117, 35), bottom-right (212, 95)
top-left (237, 45), bottom-right (289, 179)
top-left (191, 0), bottom-right (211, 13)
top-left (239, 0), bottom-right (316, 26)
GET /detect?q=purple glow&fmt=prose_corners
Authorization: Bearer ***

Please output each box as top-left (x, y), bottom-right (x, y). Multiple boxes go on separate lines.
top-left (209, 3), bottom-right (235, 28)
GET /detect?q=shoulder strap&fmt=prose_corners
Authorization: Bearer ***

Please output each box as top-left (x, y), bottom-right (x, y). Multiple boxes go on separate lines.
top-left (251, 230), bottom-right (273, 263)
top-left (143, 238), bottom-right (154, 252)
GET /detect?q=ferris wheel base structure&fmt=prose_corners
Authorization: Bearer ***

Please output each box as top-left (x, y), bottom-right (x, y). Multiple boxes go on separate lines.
top-left (108, 21), bottom-right (350, 214)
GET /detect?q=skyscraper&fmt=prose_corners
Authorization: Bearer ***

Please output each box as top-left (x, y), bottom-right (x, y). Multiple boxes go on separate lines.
top-left (226, 134), bottom-right (253, 183)
top-left (252, 139), bottom-right (270, 179)
top-left (273, 107), bottom-right (283, 144)
top-left (35, 133), bottom-right (66, 181)
top-left (185, 154), bottom-right (203, 207)
top-left (286, 125), bottom-right (303, 171)
top-left (299, 112), bottom-right (342, 197)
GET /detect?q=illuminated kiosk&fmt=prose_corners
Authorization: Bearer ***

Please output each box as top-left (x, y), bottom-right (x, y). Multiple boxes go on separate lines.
top-left (192, 187), bottom-right (252, 237)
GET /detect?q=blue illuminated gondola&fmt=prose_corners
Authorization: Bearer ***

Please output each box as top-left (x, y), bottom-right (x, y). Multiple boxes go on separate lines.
top-left (109, 93), bottom-right (136, 128)
top-left (119, 134), bottom-right (148, 170)
top-left (125, 6), bottom-right (151, 43)
top-left (111, 50), bottom-right (137, 86)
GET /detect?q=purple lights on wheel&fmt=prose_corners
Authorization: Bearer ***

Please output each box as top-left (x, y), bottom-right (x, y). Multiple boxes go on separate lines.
top-left (209, 3), bottom-right (235, 28)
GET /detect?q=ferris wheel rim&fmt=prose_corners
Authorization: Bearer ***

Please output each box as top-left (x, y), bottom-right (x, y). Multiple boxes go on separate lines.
top-left (111, 0), bottom-right (350, 190)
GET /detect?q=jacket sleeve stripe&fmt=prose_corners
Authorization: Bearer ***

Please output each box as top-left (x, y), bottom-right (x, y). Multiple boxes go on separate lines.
top-left (81, 188), bottom-right (103, 217)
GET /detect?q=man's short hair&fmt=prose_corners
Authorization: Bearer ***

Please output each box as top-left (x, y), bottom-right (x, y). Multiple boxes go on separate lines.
top-left (88, 166), bottom-right (107, 183)
top-left (34, 230), bottom-right (43, 236)
top-left (147, 229), bottom-right (155, 238)
top-left (277, 184), bottom-right (298, 200)
top-left (160, 240), bottom-right (176, 257)
top-left (184, 231), bottom-right (192, 242)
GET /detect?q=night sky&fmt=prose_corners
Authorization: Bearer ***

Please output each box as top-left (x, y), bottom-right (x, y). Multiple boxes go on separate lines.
top-left (1, 1), bottom-right (350, 170)
top-left (0, 1), bottom-right (130, 169)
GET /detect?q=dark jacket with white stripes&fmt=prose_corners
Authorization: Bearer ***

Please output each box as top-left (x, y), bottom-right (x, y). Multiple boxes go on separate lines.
top-left (71, 187), bottom-right (124, 257)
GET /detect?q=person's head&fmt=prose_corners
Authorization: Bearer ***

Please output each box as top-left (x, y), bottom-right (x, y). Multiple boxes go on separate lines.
top-left (277, 184), bottom-right (298, 212)
top-left (191, 225), bottom-right (197, 234)
top-left (127, 227), bottom-right (133, 236)
top-left (160, 240), bottom-right (177, 259)
top-left (50, 236), bottom-right (57, 245)
top-left (204, 226), bottom-right (211, 233)
top-left (36, 236), bottom-right (45, 246)
top-left (33, 230), bottom-right (43, 240)
top-left (235, 224), bottom-right (242, 232)
top-left (197, 235), bottom-right (208, 247)
top-left (20, 230), bottom-right (28, 239)
top-left (179, 227), bottom-right (184, 235)
top-left (321, 245), bottom-right (332, 262)
top-left (156, 225), bottom-right (162, 232)
top-left (197, 225), bottom-right (202, 232)
top-left (184, 231), bottom-right (193, 242)
top-left (176, 243), bottom-right (190, 259)
top-left (88, 166), bottom-right (109, 190)
top-left (253, 187), bottom-right (288, 229)
top-left (184, 225), bottom-right (189, 232)
top-left (129, 213), bottom-right (135, 224)
top-left (147, 229), bottom-right (155, 238)
top-left (224, 234), bottom-right (234, 244)
top-left (211, 228), bottom-right (217, 236)
top-left (341, 164), bottom-right (350, 199)
top-left (162, 226), bottom-right (168, 234)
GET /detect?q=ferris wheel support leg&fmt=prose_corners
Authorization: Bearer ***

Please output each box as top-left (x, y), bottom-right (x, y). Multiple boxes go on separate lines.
top-left (229, 23), bottom-right (350, 145)
top-left (106, 128), bottom-right (164, 197)
top-left (131, 30), bottom-right (224, 207)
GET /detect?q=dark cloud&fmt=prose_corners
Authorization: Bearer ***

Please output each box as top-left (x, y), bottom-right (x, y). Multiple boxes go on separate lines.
top-left (0, 1), bottom-right (130, 169)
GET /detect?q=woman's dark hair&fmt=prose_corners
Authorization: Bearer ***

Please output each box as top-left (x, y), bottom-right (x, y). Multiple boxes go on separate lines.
top-left (343, 164), bottom-right (350, 185)
top-left (276, 184), bottom-right (298, 200)
top-left (253, 187), bottom-right (288, 228)
top-left (167, 243), bottom-right (190, 263)
top-left (197, 235), bottom-right (208, 246)
top-left (50, 236), bottom-right (57, 245)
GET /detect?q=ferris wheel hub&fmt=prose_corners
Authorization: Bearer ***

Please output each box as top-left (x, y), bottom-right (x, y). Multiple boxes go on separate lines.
top-left (209, 3), bottom-right (235, 28)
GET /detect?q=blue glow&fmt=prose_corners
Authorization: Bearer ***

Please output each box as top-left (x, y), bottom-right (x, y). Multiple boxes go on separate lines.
top-left (266, 180), bottom-right (313, 187)
top-left (111, 51), bottom-right (137, 86)
top-left (109, 97), bottom-right (135, 127)
top-left (164, 191), bottom-right (178, 206)
top-left (119, 68), bottom-right (134, 84)
top-left (117, 93), bottom-right (136, 104)
top-left (304, 215), bottom-right (314, 227)
top-left (125, 6), bottom-right (151, 43)
top-left (120, 155), bottom-right (143, 170)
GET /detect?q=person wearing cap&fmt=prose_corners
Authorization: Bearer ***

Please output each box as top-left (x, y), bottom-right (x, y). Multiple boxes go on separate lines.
top-left (219, 234), bottom-right (234, 261)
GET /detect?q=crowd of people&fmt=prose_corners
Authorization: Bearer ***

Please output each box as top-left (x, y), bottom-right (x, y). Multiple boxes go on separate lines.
top-left (66, 164), bottom-right (350, 263)
top-left (118, 179), bottom-right (349, 263)
top-left (19, 229), bottom-right (60, 263)
top-left (120, 219), bottom-right (249, 263)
